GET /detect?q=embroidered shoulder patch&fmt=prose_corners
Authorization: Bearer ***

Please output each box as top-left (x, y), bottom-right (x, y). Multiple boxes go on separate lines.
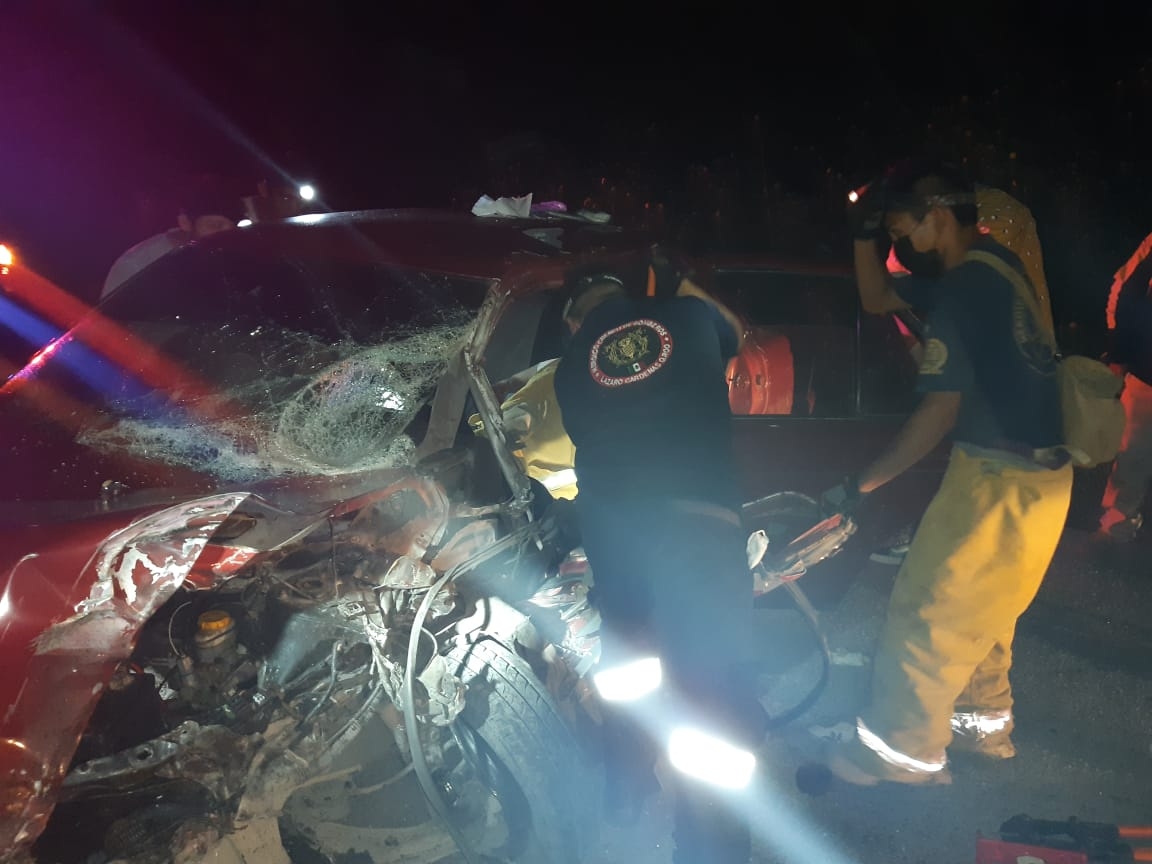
top-left (589, 318), bottom-right (674, 387)
top-left (919, 338), bottom-right (949, 375)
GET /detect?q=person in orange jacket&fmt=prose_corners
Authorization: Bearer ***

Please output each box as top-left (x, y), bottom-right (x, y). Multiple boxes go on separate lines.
top-left (1096, 230), bottom-right (1152, 542)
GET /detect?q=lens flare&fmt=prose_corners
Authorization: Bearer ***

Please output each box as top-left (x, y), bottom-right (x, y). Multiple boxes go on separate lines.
top-left (592, 656), bottom-right (662, 702)
top-left (668, 727), bottom-right (757, 789)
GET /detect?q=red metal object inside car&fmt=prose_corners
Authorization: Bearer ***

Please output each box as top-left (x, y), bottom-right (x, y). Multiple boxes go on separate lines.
top-left (727, 328), bottom-right (795, 416)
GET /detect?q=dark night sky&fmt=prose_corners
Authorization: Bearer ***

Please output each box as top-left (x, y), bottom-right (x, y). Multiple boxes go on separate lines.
top-left (2, 1), bottom-right (1151, 301)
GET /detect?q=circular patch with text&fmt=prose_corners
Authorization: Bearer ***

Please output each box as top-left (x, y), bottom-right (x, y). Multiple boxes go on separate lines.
top-left (589, 319), bottom-right (674, 387)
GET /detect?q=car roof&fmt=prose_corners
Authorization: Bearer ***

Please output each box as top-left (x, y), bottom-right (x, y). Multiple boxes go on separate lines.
top-left (199, 209), bottom-right (652, 281)
top-left (705, 254), bottom-right (853, 279)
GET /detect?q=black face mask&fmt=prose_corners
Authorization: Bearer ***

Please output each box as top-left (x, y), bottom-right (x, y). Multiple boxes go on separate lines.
top-left (893, 236), bottom-right (944, 278)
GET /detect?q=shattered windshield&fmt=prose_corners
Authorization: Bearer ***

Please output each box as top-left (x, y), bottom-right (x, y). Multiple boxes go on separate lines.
top-left (20, 245), bottom-right (490, 481)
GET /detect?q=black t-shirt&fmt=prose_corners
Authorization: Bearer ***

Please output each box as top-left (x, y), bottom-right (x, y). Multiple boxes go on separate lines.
top-left (895, 240), bottom-right (1063, 450)
top-left (553, 294), bottom-right (741, 508)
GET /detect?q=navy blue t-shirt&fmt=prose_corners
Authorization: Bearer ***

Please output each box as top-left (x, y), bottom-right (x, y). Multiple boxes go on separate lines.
top-left (553, 294), bottom-right (741, 508)
top-left (895, 240), bottom-right (1063, 450)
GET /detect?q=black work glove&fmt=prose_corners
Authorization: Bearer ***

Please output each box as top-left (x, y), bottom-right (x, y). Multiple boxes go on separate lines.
top-left (820, 474), bottom-right (866, 518)
top-left (847, 180), bottom-right (885, 242)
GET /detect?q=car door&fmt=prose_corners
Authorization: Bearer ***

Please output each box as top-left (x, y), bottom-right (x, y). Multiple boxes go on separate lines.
top-left (711, 265), bottom-right (948, 543)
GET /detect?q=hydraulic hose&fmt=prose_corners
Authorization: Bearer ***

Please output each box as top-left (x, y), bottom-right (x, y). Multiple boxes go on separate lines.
top-left (402, 522), bottom-right (538, 864)
top-left (743, 492), bottom-right (845, 729)
top-left (763, 580), bottom-right (832, 729)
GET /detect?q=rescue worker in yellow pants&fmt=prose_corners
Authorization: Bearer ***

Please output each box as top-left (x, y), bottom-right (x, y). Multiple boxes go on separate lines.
top-left (862, 447), bottom-right (1072, 774)
top-left (822, 160), bottom-right (1074, 785)
top-left (871, 184), bottom-right (1059, 566)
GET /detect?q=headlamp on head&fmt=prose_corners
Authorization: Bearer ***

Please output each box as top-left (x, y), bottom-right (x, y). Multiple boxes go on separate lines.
top-left (922, 192), bottom-right (978, 209)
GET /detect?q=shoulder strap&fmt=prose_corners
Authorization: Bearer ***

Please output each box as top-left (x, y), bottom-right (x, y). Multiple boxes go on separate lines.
top-left (965, 249), bottom-right (1059, 353)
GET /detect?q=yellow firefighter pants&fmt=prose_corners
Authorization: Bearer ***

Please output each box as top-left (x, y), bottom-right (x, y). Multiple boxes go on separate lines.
top-left (859, 445), bottom-right (1072, 771)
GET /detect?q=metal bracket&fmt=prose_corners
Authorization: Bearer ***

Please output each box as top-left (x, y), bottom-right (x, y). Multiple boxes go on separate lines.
top-left (461, 289), bottom-right (534, 516)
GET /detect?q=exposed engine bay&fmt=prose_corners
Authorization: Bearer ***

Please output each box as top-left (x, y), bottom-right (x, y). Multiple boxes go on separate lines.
top-left (35, 476), bottom-right (599, 864)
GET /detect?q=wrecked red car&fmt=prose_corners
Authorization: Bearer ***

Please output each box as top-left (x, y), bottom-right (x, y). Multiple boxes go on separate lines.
top-left (0, 210), bottom-right (937, 863)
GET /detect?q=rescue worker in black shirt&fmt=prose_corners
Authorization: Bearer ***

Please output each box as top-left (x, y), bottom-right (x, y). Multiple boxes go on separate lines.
top-left (553, 261), bottom-right (766, 864)
top-left (821, 161), bottom-right (1073, 785)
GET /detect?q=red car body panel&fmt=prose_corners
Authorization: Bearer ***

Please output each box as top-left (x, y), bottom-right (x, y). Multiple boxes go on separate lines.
top-left (0, 468), bottom-right (452, 854)
top-left (0, 495), bottom-right (248, 851)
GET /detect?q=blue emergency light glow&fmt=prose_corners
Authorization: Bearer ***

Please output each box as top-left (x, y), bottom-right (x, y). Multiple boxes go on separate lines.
top-left (0, 294), bottom-right (63, 353)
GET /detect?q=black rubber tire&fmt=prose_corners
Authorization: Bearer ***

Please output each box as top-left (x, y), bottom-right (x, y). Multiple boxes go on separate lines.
top-left (446, 635), bottom-right (594, 864)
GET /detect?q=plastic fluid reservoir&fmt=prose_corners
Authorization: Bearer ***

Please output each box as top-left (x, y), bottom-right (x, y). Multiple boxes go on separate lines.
top-left (194, 610), bottom-right (237, 664)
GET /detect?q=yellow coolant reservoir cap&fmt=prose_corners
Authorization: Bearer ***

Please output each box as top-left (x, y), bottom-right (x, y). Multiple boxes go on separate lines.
top-left (197, 610), bottom-right (233, 632)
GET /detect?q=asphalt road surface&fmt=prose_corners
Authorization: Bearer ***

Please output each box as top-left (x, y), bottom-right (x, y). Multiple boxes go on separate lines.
top-left (586, 526), bottom-right (1152, 864)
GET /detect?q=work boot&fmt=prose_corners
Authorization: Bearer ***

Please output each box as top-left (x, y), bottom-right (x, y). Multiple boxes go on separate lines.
top-left (869, 524), bottom-right (914, 565)
top-left (826, 738), bottom-right (952, 787)
top-left (1091, 514), bottom-right (1142, 545)
top-left (949, 732), bottom-right (1013, 760)
top-left (949, 730), bottom-right (1017, 760)
top-left (949, 711), bottom-right (1017, 760)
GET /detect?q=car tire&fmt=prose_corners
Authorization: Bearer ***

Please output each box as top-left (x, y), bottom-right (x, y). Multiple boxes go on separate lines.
top-left (445, 635), bottom-right (595, 864)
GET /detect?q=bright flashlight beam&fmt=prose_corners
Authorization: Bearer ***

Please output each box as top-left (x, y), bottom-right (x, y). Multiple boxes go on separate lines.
top-left (592, 626), bottom-right (860, 864)
top-left (0, 245), bottom-right (13, 268)
top-left (847, 190), bottom-right (859, 203)
top-left (298, 184), bottom-right (316, 201)
top-left (592, 657), bottom-right (663, 702)
top-left (668, 727), bottom-right (757, 790)
top-left (237, 219), bottom-right (253, 228)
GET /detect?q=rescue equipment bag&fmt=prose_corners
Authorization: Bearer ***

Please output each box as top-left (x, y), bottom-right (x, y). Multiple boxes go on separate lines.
top-left (966, 249), bottom-right (1125, 468)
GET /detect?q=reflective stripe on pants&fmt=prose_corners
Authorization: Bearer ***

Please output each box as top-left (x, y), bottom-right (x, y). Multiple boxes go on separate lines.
top-left (859, 445), bottom-right (1072, 770)
top-left (951, 708), bottom-right (1013, 739)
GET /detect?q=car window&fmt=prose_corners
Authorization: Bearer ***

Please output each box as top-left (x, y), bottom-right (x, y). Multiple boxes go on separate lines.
top-left (103, 246), bottom-right (490, 345)
top-left (485, 290), bottom-right (554, 385)
top-left (16, 246), bottom-right (491, 482)
top-left (715, 270), bottom-right (857, 418)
